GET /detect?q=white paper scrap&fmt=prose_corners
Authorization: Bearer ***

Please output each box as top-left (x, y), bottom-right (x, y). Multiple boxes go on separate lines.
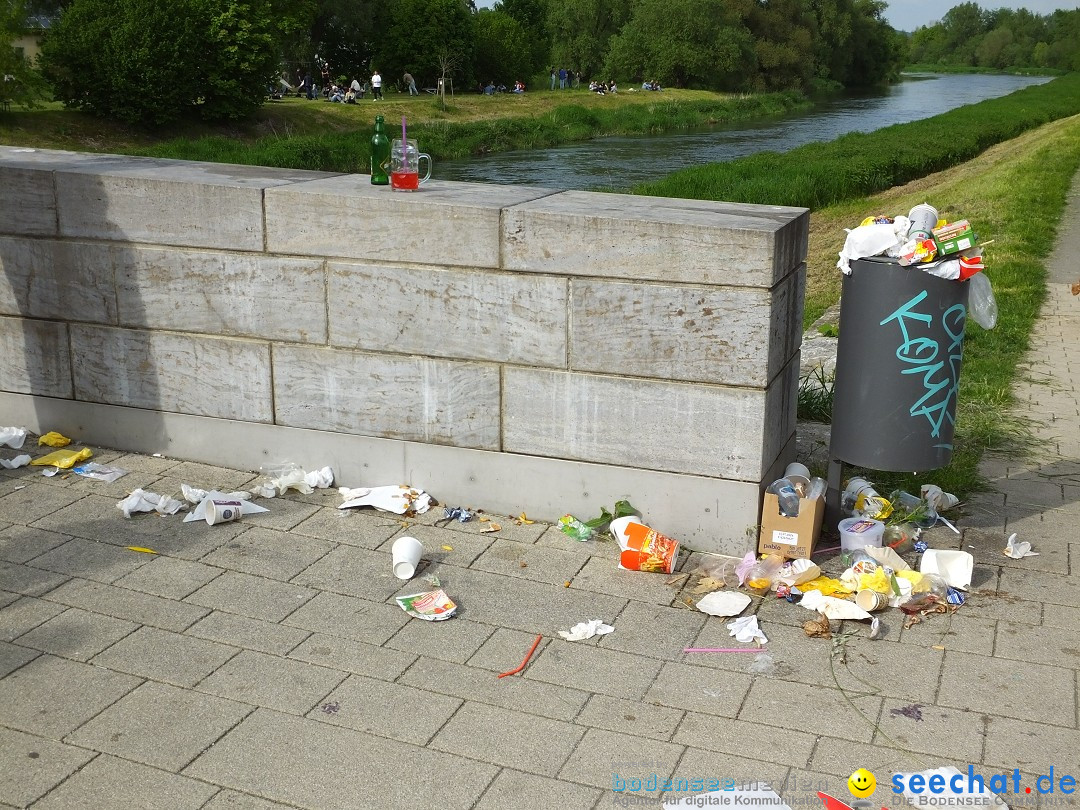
top-left (1004, 532), bottom-right (1039, 559)
top-left (117, 489), bottom-right (186, 518)
top-left (558, 619), bottom-right (614, 642)
top-left (727, 615), bottom-right (768, 644)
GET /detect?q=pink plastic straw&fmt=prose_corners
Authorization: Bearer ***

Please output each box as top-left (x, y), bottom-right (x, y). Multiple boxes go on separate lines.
top-left (683, 647), bottom-right (762, 653)
top-left (401, 116), bottom-right (407, 158)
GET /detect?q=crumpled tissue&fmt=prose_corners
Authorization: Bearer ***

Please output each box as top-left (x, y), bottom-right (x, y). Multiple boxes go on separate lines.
top-left (1004, 532), bottom-right (1038, 559)
top-left (799, 588), bottom-right (873, 620)
top-left (0, 454), bottom-right (31, 469)
top-left (727, 615), bottom-right (768, 644)
top-left (558, 619), bottom-right (614, 642)
top-left (252, 464), bottom-right (335, 497)
top-left (117, 489), bottom-right (186, 518)
top-left (836, 216), bottom-right (911, 274)
top-left (181, 483), bottom-right (252, 505)
top-left (0, 427), bottom-right (28, 449)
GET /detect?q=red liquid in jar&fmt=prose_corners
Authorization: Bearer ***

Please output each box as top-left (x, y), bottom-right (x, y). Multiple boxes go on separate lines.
top-left (391, 171), bottom-right (419, 190)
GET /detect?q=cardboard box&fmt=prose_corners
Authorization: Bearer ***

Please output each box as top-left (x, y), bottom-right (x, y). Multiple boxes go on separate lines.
top-left (758, 492), bottom-right (825, 560)
top-left (932, 220), bottom-right (976, 256)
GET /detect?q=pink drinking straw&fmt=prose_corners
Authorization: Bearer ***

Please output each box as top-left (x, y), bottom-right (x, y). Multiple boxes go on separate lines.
top-left (682, 647), bottom-right (761, 653)
top-left (401, 116), bottom-right (407, 160)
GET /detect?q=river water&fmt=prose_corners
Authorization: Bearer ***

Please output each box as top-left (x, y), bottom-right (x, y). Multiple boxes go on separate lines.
top-left (436, 73), bottom-right (1051, 191)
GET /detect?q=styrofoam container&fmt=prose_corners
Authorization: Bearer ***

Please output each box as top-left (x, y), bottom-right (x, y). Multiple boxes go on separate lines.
top-left (838, 517), bottom-right (885, 551)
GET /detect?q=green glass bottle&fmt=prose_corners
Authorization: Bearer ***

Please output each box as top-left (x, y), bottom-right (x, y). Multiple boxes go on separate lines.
top-left (370, 115), bottom-right (390, 185)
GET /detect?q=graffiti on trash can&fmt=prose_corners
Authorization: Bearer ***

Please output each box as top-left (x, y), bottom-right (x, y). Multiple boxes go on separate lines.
top-left (879, 290), bottom-right (966, 446)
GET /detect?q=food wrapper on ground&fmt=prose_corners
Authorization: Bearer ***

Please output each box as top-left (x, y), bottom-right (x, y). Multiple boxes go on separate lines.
top-left (31, 447), bottom-right (92, 468)
top-left (37, 431), bottom-right (71, 447)
top-left (71, 463), bottom-right (128, 483)
top-left (610, 516), bottom-right (679, 573)
top-left (396, 589), bottom-right (457, 621)
top-left (727, 615), bottom-right (768, 644)
top-left (1004, 532), bottom-right (1038, 558)
top-left (339, 484), bottom-right (433, 514)
top-left (252, 463), bottom-right (334, 497)
top-left (796, 576), bottom-right (851, 597)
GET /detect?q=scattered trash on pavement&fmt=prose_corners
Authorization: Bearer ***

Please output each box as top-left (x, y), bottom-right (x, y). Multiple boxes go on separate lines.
top-left (441, 506), bottom-right (474, 523)
top-left (609, 516), bottom-right (680, 573)
top-left (184, 491), bottom-right (269, 524)
top-left (0, 454), bottom-right (31, 469)
top-left (919, 549), bottom-right (974, 590)
top-left (339, 484), bottom-right (432, 515)
top-left (800, 588), bottom-right (873, 621)
top-left (37, 431), bottom-right (71, 447)
top-left (396, 589), bottom-right (457, 621)
top-left (117, 489), bottom-right (186, 518)
top-left (497, 633), bottom-right (543, 678)
top-left (70, 462), bottom-right (128, 483)
top-left (727, 615), bottom-right (767, 644)
top-left (558, 619), bottom-right (613, 641)
top-left (252, 462), bottom-right (334, 497)
top-left (696, 591), bottom-right (751, 617)
top-left (559, 499), bottom-right (638, 541)
top-left (391, 536), bottom-right (423, 579)
top-left (1004, 532), bottom-right (1039, 558)
top-left (31, 447), bottom-right (92, 468)
top-left (803, 614), bottom-right (832, 638)
top-left (125, 546), bottom-right (158, 554)
top-left (0, 426), bottom-right (28, 449)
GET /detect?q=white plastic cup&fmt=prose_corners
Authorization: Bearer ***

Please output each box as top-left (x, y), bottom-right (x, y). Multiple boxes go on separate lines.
top-left (205, 499), bottom-right (244, 525)
top-left (838, 516), bottom-right (885, 551)
top-left (392, 536), bottom-right (424, 580)
top-left (784, 462), bottom-right (811, 480)
top-left (855, 588), bottom-right (889, 612)
top-left (908, 203), bottom-right (939, 236)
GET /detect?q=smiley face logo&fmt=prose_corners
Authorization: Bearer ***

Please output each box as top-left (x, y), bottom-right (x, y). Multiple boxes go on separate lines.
top-left (847, 768), bottom-right (876, 798)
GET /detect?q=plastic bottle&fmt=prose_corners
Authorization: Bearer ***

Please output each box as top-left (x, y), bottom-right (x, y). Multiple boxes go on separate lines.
top-left (883, 522), bottom-right (919, 553)
top-left (558, 515), bottom-right (594, 541)
top-left (370, 115), bottom-right (390, 185)
top-left (806, 477), bottom-right (827, 502)
top-left (967, 271), bottom-right (997, 330)
top-left (745, 554), bottom-right (784, 595)
top-left (890, 490), bottom-right (937, 529)
top-left (766, 478), bottom-right (800, 517)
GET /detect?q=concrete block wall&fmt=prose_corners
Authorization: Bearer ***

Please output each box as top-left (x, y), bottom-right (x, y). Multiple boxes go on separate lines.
top-left (0, 145), bottom-right (809, 553)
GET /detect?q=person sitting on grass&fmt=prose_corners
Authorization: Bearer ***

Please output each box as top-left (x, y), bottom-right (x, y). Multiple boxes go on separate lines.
top-left (589, 80), bottom-right (605, 94)
top-left (484, 80), bottom-right (495, 95)
top-left (513, 79), bottom-right (525, 94)
top-left (328, 84), bottom-right (344, 102)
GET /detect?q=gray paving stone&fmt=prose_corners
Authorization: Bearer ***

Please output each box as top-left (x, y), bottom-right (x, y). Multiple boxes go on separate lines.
top-left (392, 562), bottom-right (627, 636)
top-left (384, 615), bottom-right (495, 663)
top-left (559, 727), bottom-right (684, 792)
top-left (14, 607), bottom-right (137, 662)
top-left (187, 611), bottom-right (310, 656)
top-left (474, 769), bottom-right (601, 810)
top-left (399, 655), bottom-right (589, 721)
top-left (0, 484), bottom-right (83, 526)
top-left (0, 595), bottom-right (66, 641)
top-left (672, 712), bottom-right (816, 769)
top-left (376, 523), bottom-right (495, 568)
top-left (0, 561), bottom-right (69, 596)
top-left (663, 747), bottom-right (789, 803)
top-left (467, 626), bottom-right (556, 672)
top-left (310, 672), bottom-right (461, 745)
top-left (526, 640), bottom-right (662, 700)
top-left (983, 714), bottom-right (1080, 771)
top-left (282, 591), bottom-right (408, 645)
top-left (966, 524), bottom-right (1070, 575)
top-left (110, 453), bottom-right (182, 476)
top-left (1042, 602), bottom-right (1080, 629)
top-left (961, 587), bottom-right (1043, 624)
top-left (0, 653), bottom-right (140, 738)
top-left (645, 661), bottom-right (752, 717)
top-left (0, 587), bottom-right (14, 608)
top-left (113, 555), bottom-right (224, 600)
top-left (201, 791), bottom-right (297, 810)
top-left (159, 461), bottom-right (259, 492)
top-left (28, 537), bottom-right (154, 584)
top-left (45, 577), bottom-right (209, 631)
top-left (937, 650), bottom-right (1075, 725)
top-left (290, 507), bottom-right (402, 549)
top-left (0, 725), bottom-right (96, 807)
top-left (432, 700), bottom-right (585, 777)
top-left (65, 680), bottom-right (252, 770)
top-left (873, 698), bottom-right (985, 763)
top-left (289, 632), bottom-right (415, 681)
top-left (600, 601), bottom-right (707, 661)
top-left (570, 555), bottom-right (682, 606)
top-left (34, 753), bottom-right (218, 809)
top-left (898, 611), bottom-right (998, 655)
top-left (807, 736), bottom-right (920, 780)
top-left (184, 708), bottom-right (498, 810)
top-left (470, 538), bottom-right (590, 585)
top-left (92, 626), bottom-right (238, 688)
top-left (0, 638), bottom-right (37, 677)
top-left (995, 621), bottom-right (1080, 668)
top-left (236, 498), bottom-right (322, 532)
top-left (196, 649), bottom-right (344, 715)
top-left (1000, 478), bottom-right (1065, 508)
top-left (998, 567), bottom-right (1080, 608)
top-left (533, 526), bottom-right (622, 557)
top-left (201, 527), bottom-right (336, 581)
top-left (739, 679), bottom-right (883, 744)
top-left (185, 571), bottom-right (315, 623)
top-left (0, 524), bottom-right (71, 564)
top-left (575, 694), bottom-right (684, 742)
top-left (289, 545), bottom-right (410, 602)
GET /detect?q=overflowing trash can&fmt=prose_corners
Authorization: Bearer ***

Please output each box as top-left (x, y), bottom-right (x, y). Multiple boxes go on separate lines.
top-left (830, 256), bottom-right (971, 472)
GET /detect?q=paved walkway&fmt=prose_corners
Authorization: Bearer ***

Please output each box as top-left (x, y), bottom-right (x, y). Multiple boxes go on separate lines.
top-left (1, 218), bottom-right (1079, 809)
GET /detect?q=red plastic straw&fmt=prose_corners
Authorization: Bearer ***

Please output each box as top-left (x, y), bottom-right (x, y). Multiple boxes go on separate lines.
top-left (682, 647), bottom-right (761, 653)
top-left (498, 633), bottom-right (543, 678)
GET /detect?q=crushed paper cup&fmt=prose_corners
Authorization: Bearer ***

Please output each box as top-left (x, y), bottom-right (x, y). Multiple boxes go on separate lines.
top-left (696, 591), bottom-right (751, 617)
top-left (184, 490), bottom-right (269, 523)
top-left (609, 516), bottom-right (679, 574)
top-left (919, 549), bottom-right (974, 590)
top-left (396, 589), bottom-right (457, 621)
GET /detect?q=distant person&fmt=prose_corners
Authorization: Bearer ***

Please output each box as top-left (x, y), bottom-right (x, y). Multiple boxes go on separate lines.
top-left (484, 80), bottom-right (495, 95)
top-left (609, 79), bottom-right (617, 93)
top-left (350, 77), bottom-right (363, 96)
top-left (371, 70), bottom-right (383, 100)
top-left (403, 71), bottom-right (417, 95)
top-left (559, 67), bottom-right (568, 89)
top-left (304, 71), bottom-right (314, 99)
top-left (512, 79), bottom-right (525, 94)
top-left (550, 67), bottom-right (556, 91)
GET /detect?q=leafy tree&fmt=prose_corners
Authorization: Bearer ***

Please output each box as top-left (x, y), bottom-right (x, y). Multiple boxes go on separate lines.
top-left (844, 0), bottom-right (901, 86)
top-left (472, 9), bottom-right (532, 85)
top-left (306, 0), bottom-right (373, 85)
top-left (374, 0), bottom-right (474, 88)
top-left (40, 0), bottom-right (282, 125)
top-left (1, 0), bottom-right (49, 108)
top-left (547, 0), bottom-right (630, 79)
top-left (496, 0), bottom-right (549, 77)
top-left (748, 0), bottom-right (814, 90)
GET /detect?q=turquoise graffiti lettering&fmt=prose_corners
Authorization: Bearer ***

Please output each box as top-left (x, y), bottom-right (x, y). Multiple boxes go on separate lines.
top-left (879, 290), bottom-right (966, 444)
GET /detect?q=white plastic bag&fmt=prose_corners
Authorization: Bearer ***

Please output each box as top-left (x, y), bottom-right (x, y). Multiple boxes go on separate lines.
top-left (967, 271), bottom-right (998, 329)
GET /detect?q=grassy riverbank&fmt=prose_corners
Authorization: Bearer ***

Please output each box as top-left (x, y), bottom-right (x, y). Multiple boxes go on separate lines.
top-left (0, 88), bottom-right (809, 166)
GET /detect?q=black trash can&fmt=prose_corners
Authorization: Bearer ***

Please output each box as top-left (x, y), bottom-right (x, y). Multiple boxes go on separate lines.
top-left (830, 256), bottom-right (970, 472)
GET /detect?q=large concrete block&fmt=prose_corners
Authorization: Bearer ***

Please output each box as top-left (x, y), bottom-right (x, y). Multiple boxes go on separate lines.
top-left (54, 156), bottom-right (338, 251)
top-left (503, 191), bottom-right (808, 287)
top-left (70, 325), bottom-right (272, 421)
top-left (0, 316), bottom-right (72, 398)
top-left (504, 368), bottom-right (775, 479)
top-left (265, 177), bottom-right (556, 268)
top-left (273, 345), bottom-right (501, 449)
top-left (117, 247), bottom-right (326, 343)
top-left (0, 238), bottom-right (117, 324)
top-left (570, 268), bottom-right (804, 386)
top-left (328, 261), bottom-right (567, 366)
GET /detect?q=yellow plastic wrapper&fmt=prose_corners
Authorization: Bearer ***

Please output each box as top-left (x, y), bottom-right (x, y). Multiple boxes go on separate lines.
top-left (858, 568), bottom-right (892, 594)
top-left (798, 576), bottom-right (852, 597)
top-left (896, 569), bottom-right (929, 591)
top-left (37, 431), bottom-right (72, 447)
top-left (30, 447), bottom-right (93, 468)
